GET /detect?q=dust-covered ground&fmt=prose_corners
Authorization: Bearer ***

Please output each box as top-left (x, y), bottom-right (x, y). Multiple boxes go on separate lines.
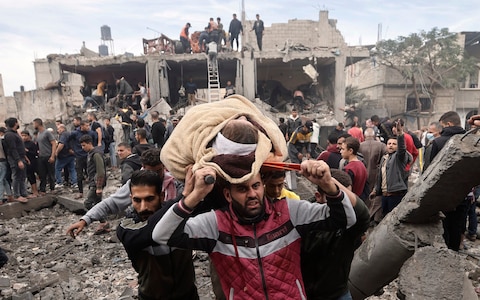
top-left (0, 203), bottom-right (217, 300)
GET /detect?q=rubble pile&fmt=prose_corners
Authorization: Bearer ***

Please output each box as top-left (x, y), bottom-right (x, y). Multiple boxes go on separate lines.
top-left (0, 206), bottom-right (135, 299)
top-left (0, 204), bottom-right (216, 300)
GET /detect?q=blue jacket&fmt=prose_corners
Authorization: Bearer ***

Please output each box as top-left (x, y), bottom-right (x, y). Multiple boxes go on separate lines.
top-left (69, 128), bottom-right (97, 157)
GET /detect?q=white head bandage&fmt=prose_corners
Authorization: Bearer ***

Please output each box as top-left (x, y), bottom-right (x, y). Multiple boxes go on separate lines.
top-left (212, 132), bottom-right (257, 156)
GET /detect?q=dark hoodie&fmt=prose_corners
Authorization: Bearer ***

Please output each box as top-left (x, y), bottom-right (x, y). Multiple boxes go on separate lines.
top-left (117, 196), bottom-right (198, 300)
top-left (120, 154), bottom-right (142, 184)
top-left (425, 126), bottom-right (465, 171)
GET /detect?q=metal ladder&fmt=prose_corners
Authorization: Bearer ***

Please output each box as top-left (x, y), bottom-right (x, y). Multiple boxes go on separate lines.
top-left (207, 56), bottom-right (221, 102)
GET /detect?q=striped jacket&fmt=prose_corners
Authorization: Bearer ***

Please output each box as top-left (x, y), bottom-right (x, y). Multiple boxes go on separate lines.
top-left (152, 192), bottom-right (356, 300)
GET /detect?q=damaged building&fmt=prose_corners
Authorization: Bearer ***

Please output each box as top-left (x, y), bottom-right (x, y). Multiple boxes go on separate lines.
top-left (345, 31), bottom-right (480, 130)
top-left (0, 10), bottom-right (369, 126)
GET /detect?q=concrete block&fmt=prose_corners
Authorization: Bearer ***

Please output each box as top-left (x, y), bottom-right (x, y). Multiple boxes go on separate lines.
top-left (349, 134), bottom-right (480, 299)
top-left (12, 292), bottom-right (33, 300)
top-left (0, 196), bottom-right (56, 219)
top-left (0, 277), bottom-right (10, 288)
top-left (56, 196), bottom-right (86, 214)
top-left (398, 247), bottom-right (469, 300)
top-left (398, 134), bottom-right (480, 223)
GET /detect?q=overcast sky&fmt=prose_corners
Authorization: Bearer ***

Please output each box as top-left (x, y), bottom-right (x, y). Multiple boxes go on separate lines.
top-left (0, 0), bottom-right (478, 96)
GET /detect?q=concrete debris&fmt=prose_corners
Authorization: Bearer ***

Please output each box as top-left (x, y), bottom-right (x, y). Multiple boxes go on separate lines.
top-left (398, 246), bottom-right (476, 300)
top-left (349, 133), bottom-right (480, 299)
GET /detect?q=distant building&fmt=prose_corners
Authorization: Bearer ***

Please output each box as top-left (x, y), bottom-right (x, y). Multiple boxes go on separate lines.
top-left (345, 32), bottom-right (480, 129)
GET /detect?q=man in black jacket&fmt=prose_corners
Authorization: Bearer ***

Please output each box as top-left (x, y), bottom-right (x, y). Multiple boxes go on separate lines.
top-left (228, 13), bottom-right (243, 51)
top-left (424, 111), bottom-right (466, 251)
top-left (3, 117), bottom-right (29, 202)
top-left (117, 170), bottom-right (198, 300)
top-left (150, 111), bottom-right (166, 148)
top-left (302, 169), bottom-right (370, 300)
top-left (251, 14), bottom-right (264, 51)
top-left (117, 142), bottom-right (141, 185)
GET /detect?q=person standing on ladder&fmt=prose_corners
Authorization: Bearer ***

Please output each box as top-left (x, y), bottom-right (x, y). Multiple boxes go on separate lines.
top-left (207, 41), bottom-right (218, 72)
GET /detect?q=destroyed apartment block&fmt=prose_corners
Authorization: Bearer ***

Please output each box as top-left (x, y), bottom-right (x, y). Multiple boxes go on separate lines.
top-left (0, 10), bottom-right (369, 126)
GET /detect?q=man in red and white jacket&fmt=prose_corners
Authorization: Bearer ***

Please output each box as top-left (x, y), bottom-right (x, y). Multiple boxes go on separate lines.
top-left (152, 160), bottom-right (357, 299)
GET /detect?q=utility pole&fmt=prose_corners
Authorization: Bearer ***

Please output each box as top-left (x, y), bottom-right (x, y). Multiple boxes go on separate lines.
top-left (241, 0), bottom-right (247, 46)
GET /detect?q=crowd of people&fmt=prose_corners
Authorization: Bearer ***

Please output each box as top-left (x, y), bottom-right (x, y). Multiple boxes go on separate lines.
top-left (284, 108), bottom-right (480, 253)
top-left (81, 77), bottom-right (151, 115)
top-left (2, 92), bottom-right (480, 299)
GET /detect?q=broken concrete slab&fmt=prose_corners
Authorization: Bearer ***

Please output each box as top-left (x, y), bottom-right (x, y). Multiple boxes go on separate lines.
top-left (349, 219), bottom-right (442, 298)
top-left (397, 134), bottom-right (480, 223)
top-left (349, 134), bottom-right (480, 299)
top-left (11, 292), bottom-right (34, 300)
top-left (0, 196), bottom-right (56, 219)
top-left (55, 196), bottom-right (86, 214)
top-left (398, 246), bottom-right (476, 300)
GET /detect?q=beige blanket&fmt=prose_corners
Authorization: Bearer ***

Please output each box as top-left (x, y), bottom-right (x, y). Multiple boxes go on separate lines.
top-left (160, 95), bottom-right (287, 184)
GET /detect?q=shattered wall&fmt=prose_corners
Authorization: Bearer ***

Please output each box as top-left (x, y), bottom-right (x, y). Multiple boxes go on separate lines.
top-left (13, 88), bottom-right (75, 125)
top-left (34, 59), bottom-right (62, 89)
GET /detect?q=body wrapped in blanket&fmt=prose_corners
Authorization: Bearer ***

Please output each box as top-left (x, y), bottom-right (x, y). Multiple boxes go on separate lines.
top-left (160, 95), bottom-right (288, 184)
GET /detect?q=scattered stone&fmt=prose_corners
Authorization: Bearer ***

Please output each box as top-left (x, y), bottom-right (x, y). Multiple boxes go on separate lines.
top-left (0, 277), bottom-right (10, 288)
top-left (11, 292), bottom-right (33, 300)
top-left (398, 246), bottom-right (476, 300)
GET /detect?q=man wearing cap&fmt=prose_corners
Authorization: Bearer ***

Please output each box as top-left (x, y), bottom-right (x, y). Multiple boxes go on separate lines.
top-left (288, 120), bottom-right (313, 164)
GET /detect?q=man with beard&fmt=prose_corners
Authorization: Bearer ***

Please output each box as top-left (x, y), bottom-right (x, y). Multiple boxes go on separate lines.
top-left (66, 148), bottom-right (177, 237)
top-left (151, 120), bottom-right (357, 300)
top-left (370, 120), bottom-right (412, 217)
top-left (117, 170), bottom-right (198, 300)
